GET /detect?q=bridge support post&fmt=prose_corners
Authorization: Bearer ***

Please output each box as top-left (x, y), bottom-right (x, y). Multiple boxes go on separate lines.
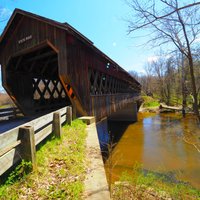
top-left (66, 106), bottom-right (72, 125)
top-left (19, 126), bottom-right (37, 170)
top-left (53, 112), bottom-right (62, 138)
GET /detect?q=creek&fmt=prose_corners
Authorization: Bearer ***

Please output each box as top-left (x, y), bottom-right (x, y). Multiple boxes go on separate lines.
top-left (98, 112), bottom-right (200, 189)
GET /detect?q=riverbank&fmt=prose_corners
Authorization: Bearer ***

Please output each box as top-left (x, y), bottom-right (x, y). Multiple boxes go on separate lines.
top-left (105, 111), bottom-right (200, 199)
top-left (111, 166), bottom-right (200, 200)
top-left (139, 96), bottom-right (160, 113)
top-left (140, 95), bottom-right (198, 116)
top-left (139, 105), bottom-right (160, 113)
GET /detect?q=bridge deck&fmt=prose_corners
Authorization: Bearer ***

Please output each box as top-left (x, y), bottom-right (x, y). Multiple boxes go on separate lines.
top-left (0, 116), bottom-right (36, 134)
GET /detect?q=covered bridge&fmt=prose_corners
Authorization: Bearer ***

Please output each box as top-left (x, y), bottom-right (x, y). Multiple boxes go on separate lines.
top-left (0, 9), bottom-right (141, 121)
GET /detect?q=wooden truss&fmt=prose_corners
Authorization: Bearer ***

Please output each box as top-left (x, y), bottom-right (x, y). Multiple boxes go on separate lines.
top-left (88, 68), bottom-right (132, 95)
top-left (32, 78), bottom-right (66, 100)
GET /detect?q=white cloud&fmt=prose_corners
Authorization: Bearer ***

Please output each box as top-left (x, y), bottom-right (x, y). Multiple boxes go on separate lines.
top-left (147, 54), bottom-right (171, 63)
top-left (0, 7), bottom-right (12, 19)
top-left (193, 37), bottom-right (200, 43)
top-left (138, 69), bottom-right (146, 74)
top-left (147, 56), bottom-right (159, 63)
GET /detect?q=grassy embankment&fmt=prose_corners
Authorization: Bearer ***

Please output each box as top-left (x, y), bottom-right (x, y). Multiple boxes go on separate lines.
top-left (0, 120), bottom-right (87, 200)
top-left (111, 163), bottom-right (200, 200)
top-left (141, 96), bottom-right (160, 108)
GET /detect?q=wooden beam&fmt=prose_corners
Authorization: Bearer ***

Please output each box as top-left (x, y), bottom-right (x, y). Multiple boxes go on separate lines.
top-left (35, 124), bottom-right (53, 145)
top-left (0, 140), bottom-right (21, 157)
top-left (0, 148), bottom-right (21, 176)
top-left (28, 50), bottom-right (42, 72)
top-left (108, 76), bottom-right (112, 93)
top-left (50, 80), bottom-right (59, 99)
top-left (99, 73), bottom-right (103, 94)
top-left (93, 71), bottom-right (99, 94)
top-left (11, 40), bottom-right (57, 58)
top-left (24, 50), bottom-right (56, 64)
top-left (41, 57), bottom-right (51, 74)
top-left (105, 74), bottom-right (108, 93)
top-left (33, 78), bottom-right (43, 100)
top-left (15, 56), bottom-right (23, 70)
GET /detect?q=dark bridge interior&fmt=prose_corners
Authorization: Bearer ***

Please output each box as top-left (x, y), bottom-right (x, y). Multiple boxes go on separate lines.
top-left (6, 42), bottom-right (70, 115)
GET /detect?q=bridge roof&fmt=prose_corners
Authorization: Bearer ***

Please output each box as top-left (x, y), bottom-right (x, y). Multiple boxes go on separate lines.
top-left (0, 8), bottom-right (140, 87)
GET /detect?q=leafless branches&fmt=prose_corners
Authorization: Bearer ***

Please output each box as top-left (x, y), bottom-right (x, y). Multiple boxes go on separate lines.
top-left (127, 0), bottom-right (200, 121)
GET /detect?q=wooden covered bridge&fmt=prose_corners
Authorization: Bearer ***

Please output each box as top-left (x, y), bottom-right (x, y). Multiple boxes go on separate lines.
top-left (0, 9), bottom-right (141, 121)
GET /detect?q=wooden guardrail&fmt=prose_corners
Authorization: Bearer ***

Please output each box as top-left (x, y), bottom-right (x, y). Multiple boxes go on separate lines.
top-left (0, 106), bottom-right (72, 176)
top-left (0, 107), bottom-right (22, 120)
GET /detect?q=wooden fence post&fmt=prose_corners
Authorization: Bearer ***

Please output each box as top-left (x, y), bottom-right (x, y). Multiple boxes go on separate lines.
top-left (19, 126), bottom-right (36, 170)
top-left (53, 112), bottom-right (61, 138)
top-left (66, 106), bottom-right (72, 125)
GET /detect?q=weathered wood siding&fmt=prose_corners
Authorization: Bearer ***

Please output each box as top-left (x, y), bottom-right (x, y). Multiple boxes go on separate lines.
top-left (0, 14), bottom-right (68, 80)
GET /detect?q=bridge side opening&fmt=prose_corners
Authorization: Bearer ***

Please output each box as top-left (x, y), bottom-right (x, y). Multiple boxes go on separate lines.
top-left (5, 42), bottom-right (71, 115)
top-left (88, 68), bottom-right (139, 95)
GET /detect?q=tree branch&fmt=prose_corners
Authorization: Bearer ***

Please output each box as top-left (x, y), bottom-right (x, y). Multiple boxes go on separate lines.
top-left (128, 0), bottom-right (200, 32)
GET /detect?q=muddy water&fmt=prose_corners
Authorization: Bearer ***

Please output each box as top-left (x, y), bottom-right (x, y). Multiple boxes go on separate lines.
top-left (106, 112), bottom-right (200, 189)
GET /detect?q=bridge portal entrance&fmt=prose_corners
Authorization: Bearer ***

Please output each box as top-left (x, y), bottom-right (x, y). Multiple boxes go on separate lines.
top-left (5, 41), bottom-right (70, 115)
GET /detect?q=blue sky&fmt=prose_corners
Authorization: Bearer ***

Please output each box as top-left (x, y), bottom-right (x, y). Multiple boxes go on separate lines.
top-left (0, 0), bottom-right (155, 72)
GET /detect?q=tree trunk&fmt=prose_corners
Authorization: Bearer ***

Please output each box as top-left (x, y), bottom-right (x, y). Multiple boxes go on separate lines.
top-left (188, 56), bottom-right (200, 121)
top-left (181, 54), bottom-right (187, 117)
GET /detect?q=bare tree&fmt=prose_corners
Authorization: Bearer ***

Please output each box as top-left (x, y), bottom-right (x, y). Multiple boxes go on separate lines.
top-left (127, 0), bottom-right (200, 121)
top-left (163, 56), bottom-right (175, 105)
top-left (151, 57), bottom-right (166, 102)
top-left (129, 70), bottom-right (139, 81)
top-left (147, 54), bottom-right (175, 104)
top-left (144, 62), bottom-right (155, 96)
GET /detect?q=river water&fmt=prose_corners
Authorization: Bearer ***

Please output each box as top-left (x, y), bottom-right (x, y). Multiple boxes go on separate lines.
top-left (103, 112), bottom-right (200, 189)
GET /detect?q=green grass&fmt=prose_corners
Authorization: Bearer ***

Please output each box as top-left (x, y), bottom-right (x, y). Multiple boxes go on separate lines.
top-left (142, 96), bottom-right (160, 108)
top-left (112, 163), bottom-right (200, 200)
top-left (0, 119), bottom-right (87, 200)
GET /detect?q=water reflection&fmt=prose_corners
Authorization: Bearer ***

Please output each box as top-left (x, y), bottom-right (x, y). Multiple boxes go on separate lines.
top-left (104, 112), bottom-right (200, 189)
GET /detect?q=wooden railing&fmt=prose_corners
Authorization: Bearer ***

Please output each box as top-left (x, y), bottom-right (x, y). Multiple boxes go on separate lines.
top-left (0, 107), bottom-right (22, 120)
top-left (0, 106), bottom-right (72, 176)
